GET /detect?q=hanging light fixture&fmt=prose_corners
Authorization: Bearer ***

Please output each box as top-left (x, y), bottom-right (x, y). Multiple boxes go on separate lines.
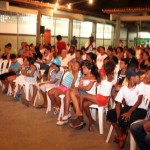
top-left (89, 0), bottom-right (93, 4)
top-left (67, 3), bottom-right (71, 9)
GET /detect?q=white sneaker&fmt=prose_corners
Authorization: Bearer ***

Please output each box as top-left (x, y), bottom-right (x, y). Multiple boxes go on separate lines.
top-left (62, 113), bottom-right (71, 121)
top-left (56, 120), bottom-right (68, 126)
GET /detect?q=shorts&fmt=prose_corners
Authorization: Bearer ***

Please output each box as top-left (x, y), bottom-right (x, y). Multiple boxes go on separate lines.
top-left (96, 94), bottom-right (108, 107)
top-left (56, 85), bottom-right (70, 92)
top-left (40, 83), bottom-right (56, 92)
top-left (78, 90), bottom-right (88, 95)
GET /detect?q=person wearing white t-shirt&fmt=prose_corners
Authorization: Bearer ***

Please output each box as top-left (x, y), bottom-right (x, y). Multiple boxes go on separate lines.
top-left (107, 66), bottom-right (147, 149)
top-left (96, 46), bottom-right (107, 69)
top-left (130, 66), bottom-right (150, 150)
top-left (85, 36), bottom-right (96, 53)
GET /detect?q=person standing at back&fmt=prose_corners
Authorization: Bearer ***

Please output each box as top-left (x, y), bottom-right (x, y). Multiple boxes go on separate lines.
top-left (55, 35), bottom-right (67, 56)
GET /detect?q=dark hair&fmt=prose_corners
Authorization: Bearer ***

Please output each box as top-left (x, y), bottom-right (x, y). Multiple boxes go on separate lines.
top-left (81, 46), bottom-right (86, 51)
top-left (82, 60), bottom-right (100, 80)
top-left (45, 45), bottom-right (51, 52)
top-left (107, 47), bottom-right (113, 52)
top-left (117, 47), bottom-right (123, 53)
top-left (87, 52), bottom-right (97, 63)
top-left (76, 50), bottom-right (83, 55)
top-left (127, 48), bottom-right (135, 56)
top-left (7, 43), bottom-right (12, 47)
top-left (121, 58), bottom-right (128, 65)
top-left (27, 57), bottom-right (35, 66)
top-left (56, 35), bottom-right (62, 41)
top-left (104, 60), bottom-right (116, 76)
top-left (10, 54), bottom-right (17, 60)
top-left (100, 46), bottom-right (105, 51)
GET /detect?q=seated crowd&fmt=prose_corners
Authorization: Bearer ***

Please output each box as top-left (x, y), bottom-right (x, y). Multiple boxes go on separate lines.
top-left (0, 35), bottom-right (150, 149)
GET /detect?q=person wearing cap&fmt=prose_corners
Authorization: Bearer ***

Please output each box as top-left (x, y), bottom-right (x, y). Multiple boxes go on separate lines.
top-left (130, 66), bottom-right (150, 150)
top-left (29, 58), bottom-right (63, 107)
top-left (107, 66), bottom-right (147, 149)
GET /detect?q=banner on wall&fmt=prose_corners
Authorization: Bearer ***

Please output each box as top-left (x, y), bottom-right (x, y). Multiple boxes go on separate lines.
top-left (44, 29), bottom-right (51, 45)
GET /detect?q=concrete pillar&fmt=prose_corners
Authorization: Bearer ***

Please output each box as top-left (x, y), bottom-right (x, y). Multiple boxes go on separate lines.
top-left (68, 18), bottom-right (73, 45)
top-left (36, 10), bottom-right (42, 44)
top-left (136, 24), bottom-right (139, 46)
top-left (115, 19), bottom-right (121, 47)
top-left (92, 22), bottom-right (96, 43)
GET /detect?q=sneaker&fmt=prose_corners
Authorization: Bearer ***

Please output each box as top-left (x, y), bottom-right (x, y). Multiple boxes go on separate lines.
top-left (56, 120), bottom-right (68, 126)
top-left (62, 113), bottom-right (71, 121)
top-left (14, 95), bottom-right (20, 101)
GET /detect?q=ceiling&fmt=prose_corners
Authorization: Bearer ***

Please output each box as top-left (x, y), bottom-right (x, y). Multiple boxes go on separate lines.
top-left (41, 0), bottom-right (150, 16)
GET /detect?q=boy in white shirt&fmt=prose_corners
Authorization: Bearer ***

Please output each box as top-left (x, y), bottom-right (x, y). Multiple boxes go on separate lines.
top-left (107, 66), bottom-right (147, 148)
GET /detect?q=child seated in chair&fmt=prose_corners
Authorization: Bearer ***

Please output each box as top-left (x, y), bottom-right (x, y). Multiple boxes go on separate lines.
top-left (0, 54), bottom-right (20, 93)
top-left (14, 57), bottom-right (38, 101)
top-left (32, 58), bottom-right (64, 107)
top-left (47, 61), bottom-right (81, 115)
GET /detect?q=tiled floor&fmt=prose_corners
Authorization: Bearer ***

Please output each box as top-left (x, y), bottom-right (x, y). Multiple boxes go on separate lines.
top-left (0, 92), bottom-right (130, 150)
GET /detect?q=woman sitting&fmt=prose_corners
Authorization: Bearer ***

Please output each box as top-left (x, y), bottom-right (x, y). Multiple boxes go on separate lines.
top-left (14, 57), bottom-right (38, 101)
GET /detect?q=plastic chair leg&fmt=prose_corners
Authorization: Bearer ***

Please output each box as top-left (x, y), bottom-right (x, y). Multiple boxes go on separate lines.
top-left (98, 107), bottom-right (104, 134)
top-left (106, 125), bottom-right (113, 143)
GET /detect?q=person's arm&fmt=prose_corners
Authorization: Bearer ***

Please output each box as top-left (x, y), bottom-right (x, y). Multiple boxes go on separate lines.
top-left (77, 80), bottom-right (95, 91)
top-left (122, 95), bottom-right (143, 121)
top-left (25, 66), bottom-right (36, 77)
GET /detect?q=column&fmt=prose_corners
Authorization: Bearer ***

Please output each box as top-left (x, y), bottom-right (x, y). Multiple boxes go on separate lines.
top-left (68, 18), bottom-right (73, 45)
top-left (115, 19), bottom-right (121, 47)
top-left (36, 10), bottom-right (42, 44)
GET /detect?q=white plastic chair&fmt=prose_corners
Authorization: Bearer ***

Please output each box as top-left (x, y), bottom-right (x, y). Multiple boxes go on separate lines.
top-left (46, 70), bottom-right (68, 114)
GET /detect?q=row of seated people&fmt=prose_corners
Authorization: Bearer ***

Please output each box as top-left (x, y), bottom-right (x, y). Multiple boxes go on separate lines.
top-left (0, 45), bottom-right (150, 150)
top-left (1, 42), bottom-right (150, 74)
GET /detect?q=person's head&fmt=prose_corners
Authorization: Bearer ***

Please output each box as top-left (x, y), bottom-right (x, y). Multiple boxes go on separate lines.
top-left (86, 52), bottom-right (97, 63)
top-left (73, 36), bottom-right (76, 39)
top-left (10, 54), bottom-right (17, 63)
top-left (23, 57), bottom-right (28, 66)
top-left (25, 44), bottom-right (30, 51)
top-left (145, 66), bottom-right (150, 81)
top-left (27, 57), bottom-right (35, 66)
top-left (71, 61), bottom-right (80, 72)
top-left (75, 50), bottom-right (83, 60)
top-left (89, 36), bottom-right (94, 43)
top-left (119, 58), bottom-right (128, 70)
top-left (126, 48), bottom-right (135, 58)
top-left (143, 51), bottom-right (149, 61)
top-left (21, 42), bottom-right (25, 48)
top-left (82, 60), bottom-right (99, 79)
top-left (126, 65), bottom-right (142, 85)
top-left (107, 47), bottom-right (113, 57)
top-left (100, 46), bottom-right (105, 55)
top-left (69, 46), bottom-right (75, 54)
top-left (103, 60), bottom-right (115, 78)
top-left (61, 49), bottom-right (67, 58)
top-left (81, 46), bottom-right (86, 54)
top-left (4, 44), bottom-right (10, 53)
top-left (56, 35), bottom-right (62, 41)
top-left (51, 58), bottom-right (61, 70)
top-left (7, 43), bottom-right (12, 49)
top-left (117, 47), bottom-right (123, 54)
top-left (44, 45), bottom-right (51, 53)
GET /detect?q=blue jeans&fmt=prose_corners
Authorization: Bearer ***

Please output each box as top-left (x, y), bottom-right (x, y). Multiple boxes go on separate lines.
top-left (130, 120), bottom-right (150, 150)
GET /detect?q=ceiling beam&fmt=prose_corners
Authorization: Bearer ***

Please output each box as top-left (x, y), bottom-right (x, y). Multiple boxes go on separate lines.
top-left (110, 14), bottom-right (150, 21)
